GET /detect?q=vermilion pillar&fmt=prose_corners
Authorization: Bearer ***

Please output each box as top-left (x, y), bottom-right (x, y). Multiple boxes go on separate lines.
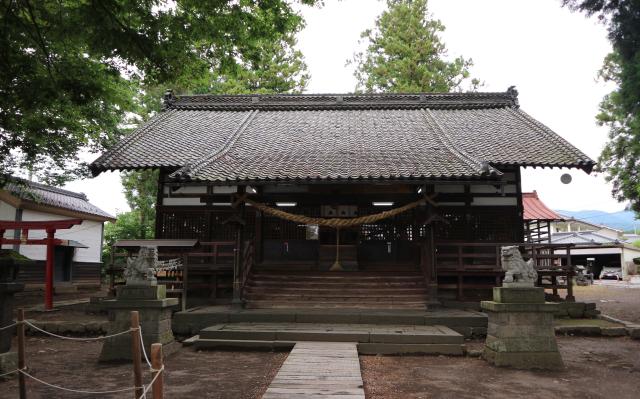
top-left (45, 229), bottom-right (56, 310)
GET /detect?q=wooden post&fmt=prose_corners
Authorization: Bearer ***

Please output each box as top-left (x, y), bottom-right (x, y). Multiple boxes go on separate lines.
top-left (44, 229), bottom-right (56, 310)
top-left (131, 311), bottom-right (143, 399)
top-left (566, 245), bottom-right (575, 302)
top-left (17, 308), bottom-right (26, 399)
top-left (232, 186), bottom-right (246, 306)
top-left (181, 254), bottom-right (188, 312)
top-left (151, 343), bottom-right (164, 399)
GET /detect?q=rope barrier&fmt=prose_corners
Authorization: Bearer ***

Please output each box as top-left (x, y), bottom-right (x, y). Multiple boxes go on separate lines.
top-left (24, 320), bottom-right (135, 341)
top-left (0, 368), bottom-right (19, 378)
top-left (0, 322), bottom-right (17, 331)
top-left (19, 369), bottom-right (139, 395)
top-left (138, 366), bottom-right (164, 399)
top-left (138, 327), bottom-right (153, 368)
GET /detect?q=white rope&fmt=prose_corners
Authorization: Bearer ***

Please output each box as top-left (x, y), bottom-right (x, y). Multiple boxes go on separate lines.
top-left (138, 327), bottom-right (153, 368)
top-left (138, 366), bottom-right (164, 399)
top-left (24, 320), bottom-right (134, 341)
top-left (0, 322), bottom-right (17, 331)
top-left (0, 368), bottom-right (19, 378)
top-left (19, 369), bottom-right (139, 394)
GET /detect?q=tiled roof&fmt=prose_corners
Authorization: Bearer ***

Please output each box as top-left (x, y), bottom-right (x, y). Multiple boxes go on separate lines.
top-left (90, 89), bottom-right (595, 183)
top-left (3, 178), bottom-right (115, 221)
top-left (523, 191), bottom-right (563, 221)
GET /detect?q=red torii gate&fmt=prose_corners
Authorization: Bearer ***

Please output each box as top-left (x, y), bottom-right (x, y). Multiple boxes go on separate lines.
top-left (0, 219), bottom-right (83, 310)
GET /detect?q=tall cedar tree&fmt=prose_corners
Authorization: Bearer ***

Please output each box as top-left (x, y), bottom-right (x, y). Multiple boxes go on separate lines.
top-left (351, 0), bottom-right (479, 93)
top-left (0, 0), bottom-right (316, 185)
top-left (563, 1), bottom-right (640, 214)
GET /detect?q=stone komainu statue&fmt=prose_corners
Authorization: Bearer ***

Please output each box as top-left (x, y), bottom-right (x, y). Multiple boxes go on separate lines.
top-left (500, 246), bottom-right (537, 286)
top-left (123, 246), bottom-right (158, 286)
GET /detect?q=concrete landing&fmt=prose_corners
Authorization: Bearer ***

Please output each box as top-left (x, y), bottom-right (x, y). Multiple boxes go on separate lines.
top-left (173, 306), bottom-right (487, 338)
top-left (262, 341), bottom-right (365, 399)
top-left (195, 322), bottom-right (464, 355)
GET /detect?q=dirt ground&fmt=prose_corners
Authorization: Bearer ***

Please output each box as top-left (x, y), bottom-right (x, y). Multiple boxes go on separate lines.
top-left (361, 336), bottom-right (640, 399)
top-left (573, 283), bottom-right (640, 323)
top-left (0, 337), bottom-right (287, 398)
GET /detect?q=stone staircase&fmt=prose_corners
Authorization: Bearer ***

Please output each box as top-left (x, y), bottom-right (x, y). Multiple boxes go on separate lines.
top-left (243, 270), bottom-right (429, 309)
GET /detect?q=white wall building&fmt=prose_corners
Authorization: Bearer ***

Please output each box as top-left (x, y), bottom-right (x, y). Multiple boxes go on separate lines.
top-left (0, 178), bottom-right (115, 288)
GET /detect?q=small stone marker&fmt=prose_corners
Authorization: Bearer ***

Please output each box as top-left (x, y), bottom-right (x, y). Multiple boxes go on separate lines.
top-left (481, 246), bottom-right (563, 370)
top-left (99, 247), bottom-right (178, 362)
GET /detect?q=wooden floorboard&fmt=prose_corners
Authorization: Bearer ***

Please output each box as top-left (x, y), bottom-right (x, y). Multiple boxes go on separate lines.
top-left (262, 341), bottom-right (365, 399)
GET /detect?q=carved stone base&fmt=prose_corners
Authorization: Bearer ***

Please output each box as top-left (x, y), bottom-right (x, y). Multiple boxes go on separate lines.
top-left (481, 287), bottom-right (563, 370)
top-left (99, 284), bottom-right (178, 362)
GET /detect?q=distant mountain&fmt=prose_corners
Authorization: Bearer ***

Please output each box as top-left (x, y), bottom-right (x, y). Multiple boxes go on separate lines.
top-left (555, 209), bottom-right (639, 232)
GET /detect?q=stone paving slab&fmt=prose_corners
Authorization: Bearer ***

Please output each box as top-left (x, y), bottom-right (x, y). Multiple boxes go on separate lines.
top-left (262, 341), bottom-right (365, 399)
top-left (200, 322), bottom-right (463, 344)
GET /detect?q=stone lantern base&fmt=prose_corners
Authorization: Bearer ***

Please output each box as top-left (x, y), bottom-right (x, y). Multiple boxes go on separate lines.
top-left (99, 285), bottom-right (178, 362)
top-left (481, 286), bottom-right (564, 370)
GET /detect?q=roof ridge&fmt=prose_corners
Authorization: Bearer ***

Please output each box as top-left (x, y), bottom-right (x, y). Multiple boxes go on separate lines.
top-left (171, 110), bottom-right (259, 180)
top-left (165, 90), bottom-right (520, 112)
top-left (421, 109), bottom-right (501, 178)
top-left (8, 177), bottom-right (87, 200)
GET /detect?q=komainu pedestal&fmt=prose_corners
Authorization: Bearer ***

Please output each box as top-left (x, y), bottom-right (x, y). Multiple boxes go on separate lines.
top-left (99, 285), bottom-right (178, 362)
top-left (481, 287), bottom-right (563, 370)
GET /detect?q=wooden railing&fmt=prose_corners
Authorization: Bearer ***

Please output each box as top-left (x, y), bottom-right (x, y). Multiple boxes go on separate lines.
top-left (107, 241), bottom-right (237, 309)
top-left (435, 241), bottom-right (575, 301)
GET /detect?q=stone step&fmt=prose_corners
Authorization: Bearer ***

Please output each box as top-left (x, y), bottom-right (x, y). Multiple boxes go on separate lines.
top-left (245, 287), bottom-right (429, 295)
top-left (194, 338), bottom-right (464, 355)
top-left (199, 323), bottom-right (464, 345)
top-left (244, 293), bottom-right (429, 301)
top-left (247, 281), bottom-right (427, 288)
top-left (245, 300), bottom-right (428, 309)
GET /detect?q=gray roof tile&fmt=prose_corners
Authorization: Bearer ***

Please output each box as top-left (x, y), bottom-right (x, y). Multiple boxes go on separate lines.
top-left (4, 178), bottom-right (114, 220)
top-left (90, 90), bottom-right (595, 183)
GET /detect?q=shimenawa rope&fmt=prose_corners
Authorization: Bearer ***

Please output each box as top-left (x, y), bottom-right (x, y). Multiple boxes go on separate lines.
top-left (238, 195), bottom-right (436, 228)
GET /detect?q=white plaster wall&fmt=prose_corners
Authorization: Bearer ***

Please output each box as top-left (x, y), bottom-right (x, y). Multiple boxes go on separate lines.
top-left (17, 210), bottom-right (103, 263)
top-left (0, 200), bottom-right (16, 249)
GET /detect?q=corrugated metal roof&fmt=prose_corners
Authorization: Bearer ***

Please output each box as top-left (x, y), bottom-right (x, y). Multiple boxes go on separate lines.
top-left (550, 231), bottom-right (622, 245)
top-left (523, 191), bottom-right (563, 221)
top-left (90, 90), bottom-right (595, 183)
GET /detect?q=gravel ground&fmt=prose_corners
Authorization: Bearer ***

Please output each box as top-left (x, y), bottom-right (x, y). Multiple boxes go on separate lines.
top-left (573, 283), bottom-right (640, 323)
top-left (0, 337), bottom-right (287, 398)
top-left (361, 336), bottom-right (640, 399)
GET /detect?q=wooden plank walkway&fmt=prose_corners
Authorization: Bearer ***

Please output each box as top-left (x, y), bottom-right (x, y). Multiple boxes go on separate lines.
top-left (262, 341), bottom-right (365, 399)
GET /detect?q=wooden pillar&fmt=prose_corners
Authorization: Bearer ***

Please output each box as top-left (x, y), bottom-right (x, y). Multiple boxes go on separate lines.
top-left (232, 185), bottom-right (246, 307)
top-left (155, 169), bottom-right (165, 239)
top-left (44, 228), bottom-right (55, 310)
top-left (422, 184), bottom-right (439, 305)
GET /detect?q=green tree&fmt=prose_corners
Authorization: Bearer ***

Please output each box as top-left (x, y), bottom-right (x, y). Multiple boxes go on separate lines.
top-left (350, 0), bottom-right (479, 93)
top-left (121, 169), bottom-right (159, 239)
top-left (563, 1), bottom-right (640, 214)
top-left (0, 0), bottom-right (317, 185)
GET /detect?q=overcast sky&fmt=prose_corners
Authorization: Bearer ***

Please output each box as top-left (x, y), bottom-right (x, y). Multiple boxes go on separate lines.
top-left (66, 0), bottom-right (624, 216)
